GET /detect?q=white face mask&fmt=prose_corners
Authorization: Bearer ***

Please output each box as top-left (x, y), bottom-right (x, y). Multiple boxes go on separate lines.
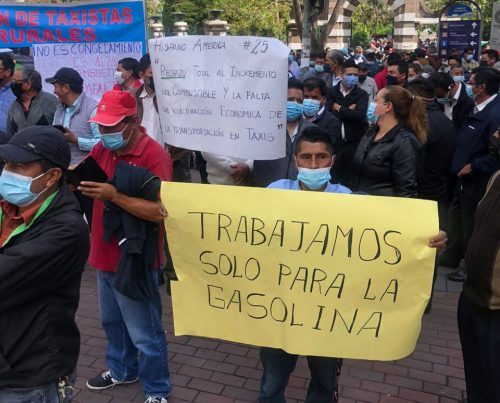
top-left (114, 70), bottom-right (125, 85)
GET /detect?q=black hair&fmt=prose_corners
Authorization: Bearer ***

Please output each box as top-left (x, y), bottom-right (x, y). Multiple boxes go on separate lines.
top-left (288, 77), bottom-right (304, 92)
top-left (471, 68), bottom-right (500, 95)
top-left (303, 77), bottom-right (327, 96)
top-left (429, 72), bottom-right (454, 91)
top-left (314, 51), bottom-right (326, 59)
top-left (294, 127), bottom-right (334, 155)
top-left (415, 48), bottom-right (427, 58)
top-left (405, 78), bottom-right (435, 99)
top-left (357, 62), bottom-right (369, 72)
top-left (0, 53), bottom-right (14, 74)
top-left (386, 53), bottom-right (402, 65)
top-left (482, 49), bottom-right (499, 62)
top-left (388, 60), bottom-right (408, 76)
top-left (139, 53), bottom-right (151, 72)
top-left (118, 57), bottom-right (140, 79)
top-left (464, 46), bottom-right (474, 53)
top-left (408, 62), bottom-right (422, 74)
top-left (448, 55), bottom-right (461, 63)
top-left (342, 59), bottom-right (358, 72)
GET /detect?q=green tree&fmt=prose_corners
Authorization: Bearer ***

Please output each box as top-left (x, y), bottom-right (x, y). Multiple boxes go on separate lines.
top-left (162, 0), bottom-right (291, 38)
top-left (351, 0), bottom-right (394, 47)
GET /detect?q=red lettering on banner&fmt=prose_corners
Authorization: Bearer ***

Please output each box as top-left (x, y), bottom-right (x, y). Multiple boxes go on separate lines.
top-left (56, 28), bottom-right (69, 42)
top-left (0, 11), bottom-right (10, 26)
top-left (88, 9), bottom-right (98, 25)
top-left (110, 8), bottom-right (121, 24)
top-left (45, 10), bottom-right (56, 25)
top-left (56, 11), bottom-right (69, 25)
top-left (28, 11), bottom-right (39, 26)
top-left (42, 29), bottom-right (56, 42)
top-left (15, 11), bottom-right (27, 27)
top-left (98, 8), bottom-right (109, 24)
top-left (84, 27), bottom-right (96, 42)
top-left (69, 10), bottom-right (80, 25)
top-left (26, 29), bottom-right (41, 43)
top-left (122, 7), bottom-right (132, 24)
top-left (69, 28), bottom-right (82, 42)
top-left (11, 28), bottom-right (23, 44)
top-left (0, 30), bottom-right (8, 43)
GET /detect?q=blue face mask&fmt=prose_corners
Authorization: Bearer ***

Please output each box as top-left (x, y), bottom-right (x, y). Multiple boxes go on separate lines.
top-left (297, 167), bottom-right (331, 190)
top-left (436, 97), bottom-right (451, 105)
top-left (302, 99), bottom-right (321, 117)
top-left (100, 124), bottom-right (129, 151)
top-left (287, 101), bottom-right (303, 121)
top-left (452, 75), bottom-right (465, 83)
top-left (366, 101), bottom-right (379, 124)
top-left (0, 170), bottom-right (49, 207)
top-left (314, 64), bottom-right (324, 73)
top-left (465, 84), bottom-right (474, 98)
top-left (288, 55), bottom-right (294, 63)
top-left (343, 75), bottom-right (359, 88)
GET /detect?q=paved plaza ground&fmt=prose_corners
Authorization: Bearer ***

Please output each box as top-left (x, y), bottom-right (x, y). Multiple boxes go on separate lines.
top-left (73, 263), bottom-right (466, 403)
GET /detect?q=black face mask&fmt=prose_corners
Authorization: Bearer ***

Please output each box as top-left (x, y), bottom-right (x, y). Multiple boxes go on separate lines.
top-left (323, 64), bottom-right (332, 74)
top-left (11, 82), bottom-right (24, 99)
top-left (480, 60), bottom-right (488, 67)
top-left (358, 76), bottom-right (367, 83)
top-left (386, 75), bottom-right (399, 86)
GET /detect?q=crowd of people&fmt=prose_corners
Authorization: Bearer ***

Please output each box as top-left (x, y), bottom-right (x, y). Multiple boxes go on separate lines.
top-left (0, 40), bottom-right (498, 403)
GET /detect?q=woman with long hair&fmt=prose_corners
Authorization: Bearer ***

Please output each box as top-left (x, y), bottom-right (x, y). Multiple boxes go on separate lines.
top-left (351, 85), bottom-right (427, 197)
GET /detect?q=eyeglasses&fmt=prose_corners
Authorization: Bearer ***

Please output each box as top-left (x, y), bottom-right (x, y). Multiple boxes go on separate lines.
top-left (466, 81), bottom-right (481, 87)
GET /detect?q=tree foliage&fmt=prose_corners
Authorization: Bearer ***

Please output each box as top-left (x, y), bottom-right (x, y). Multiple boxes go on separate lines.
top-left (161, 0), bottom-right (291, 38)
top-left (351, 0), bottom-right (394, 47)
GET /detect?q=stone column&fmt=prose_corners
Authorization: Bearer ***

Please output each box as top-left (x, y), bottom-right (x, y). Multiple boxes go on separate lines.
top-left (172, 12), bottom-right (188, 36)
top-left (203, 9), bottom-right (229, 36)
top-left (391, 0), bottom-right (419, 51)
top-left (149, 14), bottom-right (164, 38)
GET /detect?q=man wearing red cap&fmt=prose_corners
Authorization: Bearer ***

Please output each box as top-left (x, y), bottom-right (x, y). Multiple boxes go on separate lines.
top-left (77, 90), bottom-right (172, 403)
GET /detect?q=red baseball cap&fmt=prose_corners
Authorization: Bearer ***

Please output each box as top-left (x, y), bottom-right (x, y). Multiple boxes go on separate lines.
top-left (89, 90), bottom-right (137, 126)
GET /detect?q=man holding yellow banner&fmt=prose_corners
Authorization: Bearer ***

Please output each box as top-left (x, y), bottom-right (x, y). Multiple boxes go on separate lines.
top-left (162, 126), bottom-right (447, 403)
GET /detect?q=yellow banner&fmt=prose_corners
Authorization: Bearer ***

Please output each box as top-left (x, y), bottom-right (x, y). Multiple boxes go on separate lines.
top-left (162, 182), bottom-right (438, 361)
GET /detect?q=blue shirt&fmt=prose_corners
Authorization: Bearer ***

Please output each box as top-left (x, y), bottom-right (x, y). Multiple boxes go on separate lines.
top-left (0, 82), bottom-right (16, 134)
top-left (267, 179), bottom-right (352, 194)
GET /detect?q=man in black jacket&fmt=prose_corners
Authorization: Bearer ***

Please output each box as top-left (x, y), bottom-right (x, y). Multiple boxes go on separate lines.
top-left (325, 59), bottom-right (368, 185)
top-left (440, 68), bottom-right (500, 281)
top-left (431, 72), bottom-right (474, 133)
top-left (302, 77), bottom-right (341, 151)
top-left (406, 78), bottom-right (456, 227)
top-left (0, 126), bottom-right (90, 402)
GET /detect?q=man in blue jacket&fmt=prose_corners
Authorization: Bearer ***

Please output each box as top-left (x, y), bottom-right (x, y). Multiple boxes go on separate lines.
top-left (440, 68), bottom-right (500, 281)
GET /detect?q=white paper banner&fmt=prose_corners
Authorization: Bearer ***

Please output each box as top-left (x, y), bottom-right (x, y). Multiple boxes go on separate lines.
top-left (33, 41), bottom-right (143, 100)
top-left (149, 36), bottom-right (289, 160)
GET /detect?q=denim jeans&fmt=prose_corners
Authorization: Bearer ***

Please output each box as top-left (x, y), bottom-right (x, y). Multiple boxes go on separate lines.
top-left (97, 270), bottom-right (171, 399)
top-left (259, 347), bottom-right (337, 403)
top-left (0, 371), bottom-right (75, 403)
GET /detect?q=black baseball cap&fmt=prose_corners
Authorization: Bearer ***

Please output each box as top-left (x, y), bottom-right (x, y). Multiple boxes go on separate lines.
top-left (0, 126), bottom-right (71, 169)
top-left (45, 67), bottom-right (83, 90)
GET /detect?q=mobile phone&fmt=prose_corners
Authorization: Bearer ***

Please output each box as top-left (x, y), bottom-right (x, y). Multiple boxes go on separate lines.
top-left (67, 156), bottom-right (108, 186)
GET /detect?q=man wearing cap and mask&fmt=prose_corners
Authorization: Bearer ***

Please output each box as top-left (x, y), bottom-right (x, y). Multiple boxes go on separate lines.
top-left (0, 126), bottom-right (90, 402)
top-left (46, 67), bottom-right (99, 165)
top-left (6, 67), bottom-right (58, 137)
top-left (78, 90), bottom-right (173, 403)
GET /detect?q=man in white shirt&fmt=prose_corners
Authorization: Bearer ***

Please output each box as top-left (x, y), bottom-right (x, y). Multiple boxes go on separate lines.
top-left (134, 54), bottom-right (162, 146)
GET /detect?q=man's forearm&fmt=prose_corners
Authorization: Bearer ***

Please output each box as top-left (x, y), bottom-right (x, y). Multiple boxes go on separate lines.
top-left (111, 192), bottom-right (165, 223)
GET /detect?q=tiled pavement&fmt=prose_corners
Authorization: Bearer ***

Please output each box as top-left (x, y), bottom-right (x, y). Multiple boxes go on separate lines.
top-left (73, 265), bottom-right (466, 403)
